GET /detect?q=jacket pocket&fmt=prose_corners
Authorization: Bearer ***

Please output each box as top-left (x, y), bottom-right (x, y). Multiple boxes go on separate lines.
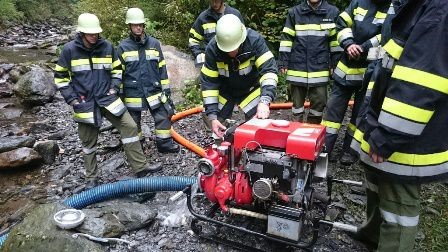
top-left (73, 101), bottom-right (95, 125)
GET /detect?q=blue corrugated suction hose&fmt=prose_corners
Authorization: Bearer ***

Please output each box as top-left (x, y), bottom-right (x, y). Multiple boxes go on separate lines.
top-left (0, 176), bottom-right (196, 247)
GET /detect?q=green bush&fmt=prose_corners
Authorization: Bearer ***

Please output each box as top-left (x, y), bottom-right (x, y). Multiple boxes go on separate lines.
top-left (0, 0), bottom-right (23, 25)
top-left (14, 0), bottom-right (75, 23)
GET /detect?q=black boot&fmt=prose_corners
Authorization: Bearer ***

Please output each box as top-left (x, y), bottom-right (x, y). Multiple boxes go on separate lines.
top-left (136, 162), bottom-right (163, 177)
top-left (156, 138), bottom-right (180, 153)
top-left (340, 133), bottom-right (358, 165)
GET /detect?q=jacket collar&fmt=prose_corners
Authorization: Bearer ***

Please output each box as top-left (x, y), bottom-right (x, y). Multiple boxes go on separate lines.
top-left (299, 0), bottom-right (328, 15)
top-left (74, 33), bottom-right (104, 51)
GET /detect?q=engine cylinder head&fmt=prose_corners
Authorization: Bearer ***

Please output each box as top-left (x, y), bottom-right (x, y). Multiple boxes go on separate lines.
top-left (253, 178), bottom-right (272, 200)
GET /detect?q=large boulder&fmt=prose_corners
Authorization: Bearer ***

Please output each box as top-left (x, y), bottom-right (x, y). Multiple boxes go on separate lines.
top-left (13, 66), bottom-right (55, 106)
top-left (0, 147), bottom-right (42, 169)
top-left (0, 203), bottom-right (103, 252)
top-left (161, 45), bottom-right (198, 103)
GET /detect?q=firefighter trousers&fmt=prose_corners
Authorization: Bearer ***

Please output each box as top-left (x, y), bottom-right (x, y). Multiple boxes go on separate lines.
top-left (128, 102), bottom-right (173, 149)
top-left (290, 84), bottom-right (327, 124)
top-left (322, 81), bottom-right (365, 155)
top-left (78, 109), bottom-right (147, 179)
top-left (361, 164), bottom-right (420, 252)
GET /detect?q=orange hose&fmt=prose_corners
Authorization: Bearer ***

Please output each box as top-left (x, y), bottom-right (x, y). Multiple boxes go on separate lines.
top-left (170, 101), bottom-right (354, 157)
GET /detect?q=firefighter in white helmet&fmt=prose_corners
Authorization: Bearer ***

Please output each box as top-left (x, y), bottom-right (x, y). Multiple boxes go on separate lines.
top-left (201, 14), bottom-right (278, 138)
top-left (117, 7), bottom-right (180, 155)
top-left (54, 13), bottom-right (160, 189)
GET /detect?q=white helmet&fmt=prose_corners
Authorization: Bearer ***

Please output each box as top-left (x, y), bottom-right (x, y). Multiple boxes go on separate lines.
top-left (125, 8), bottom-right (145, 24)
top-left (76, 13), bottom-right (102, 34)
top-left (215, 14), bottom-right (247, 52)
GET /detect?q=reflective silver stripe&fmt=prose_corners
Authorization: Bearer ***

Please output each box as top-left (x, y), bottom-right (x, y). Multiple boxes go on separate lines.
top-left (296, 30), bottom-right (328, 37)
top-left (92, 63), bottom-right (112, 70)
top-left (239, 65), bottom-right (253, 75)
top-left (378, 111), bottom-right (425, 135)
top-left (156, 132), bottom-right (171, 139)
top-left (148, 99), bottom-right (161, 108)
top-left (204, 28), bottom-right (215, 34)
top-left (331, 46), bottom-right (344, 52)
top-left (218, 103), bottom-right (224, 110)
top-left (334, 67), bottom-right (346, 78)
top-left (365, 179), bottom-right (378, 193)
top-left (125, 102), bottom-right (142, 108)
top-left (146, 56), bottom-right (160, 61)
top-left (108, 102), bottom-right (125, 115)
top-left (218, 69), bottom-right (229, 77)
top-left (350, 137), bottom-right (361, 154)
top-left (74, 118), bottom-right (95, 124)
top-left (203, 97), bottom-right (218, 105)
top-left (387, 6), bottom-right (395, 15)
top-left (287, 76), bottom-right (329, 84)
top-left (382, 54), bottom-right (395, 70)
top-left (372, 18), bottom-right (385, 24)
top-left (124, 56), bottom-right (139, 62)
top-left (365, 89), bottom-right (372, 97)
top-left (195, 54), bottom-right (205, 64)
top-left (82, 147), bottom-right (97, 155)
top-left (292, 106), bottom-right (304, 114)
top-left (309, 109), bottom-right (323, 116)
top-left (189, 41), bottom-right (200, 47)
top-left (338, 30), bottom-right (353, 43)
top-left (261, 78), bottom-right (277, 87)
top-left (346, 74), bottom-right (364, 81)
top-left (72, 65), bottom-right (91, 72)
top-left (241, 96), bottom-right (260, 114)
top-left (279, 46), bottom-right (291, 52)
top-left (380, 208), bottom-right (419, 227)
top-left (359, 150), bottom-right (448, 177)
top-left (370, 36), bottom-right (380, 48)
top-left (326, 127), bottom-right (338, 134)
top-left (111, 73), bottom-right (122, 79)
top-left (56, 82), bottom-right (69, 88)
top-left (354, 14), bottom-right (365, 21)
top-left (122, 136), bottom-right (139, 144)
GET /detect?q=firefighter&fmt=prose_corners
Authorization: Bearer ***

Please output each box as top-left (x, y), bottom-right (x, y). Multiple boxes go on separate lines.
top-left (117, 8), bottom-right (180, 154)
top-left (201, 14), bottom-right (277, 138)
top-left (279, 0), bottom-right (342, 124)
top-left (350, 0), bottom-right (448, 250)
top-left (54, 13), bottom-right (161, 189)
top-left (321, 0), bottom-right (391, 165)
top-left (190, 0), bottom-right (244, 133)
top-left (189, 0), bottom-right (244, 67)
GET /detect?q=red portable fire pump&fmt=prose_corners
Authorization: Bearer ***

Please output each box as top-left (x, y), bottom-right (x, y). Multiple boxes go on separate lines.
top-left (184, 118), bottom-right (359, 250)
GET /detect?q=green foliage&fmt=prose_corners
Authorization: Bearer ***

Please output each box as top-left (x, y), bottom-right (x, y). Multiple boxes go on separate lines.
top-left (14, 0), bottom-right (75, 23)
top-left (0, 0), bottom-right (23, 25)
top-left (178, 78), bottom-right (203, 110)
top-left (276, 72), bottom-right (289, 102)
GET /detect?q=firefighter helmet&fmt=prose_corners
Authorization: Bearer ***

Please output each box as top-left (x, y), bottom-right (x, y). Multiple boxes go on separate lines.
top-left (125, 8), bottom-right (145, 24)
top-left (215, 14), bottom-right (246, 52)
top-left (76, 13), bottom-right (102, 34)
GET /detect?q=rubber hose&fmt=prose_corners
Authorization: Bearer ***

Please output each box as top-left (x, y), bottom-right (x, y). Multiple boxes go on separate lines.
top-left (0, 234), bottom-right (8, 247)
top-left (63, 176), bottom-right (196, 209)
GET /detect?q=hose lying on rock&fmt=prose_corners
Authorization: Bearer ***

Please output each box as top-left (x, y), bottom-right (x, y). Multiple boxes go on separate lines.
top-left (0, 176), bottom-right (196, 247)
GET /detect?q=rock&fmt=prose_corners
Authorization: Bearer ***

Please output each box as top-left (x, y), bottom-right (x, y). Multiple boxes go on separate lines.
top-left (33, 140), bottom-right (59, 164)
top-left (8, 65), bottom-right (30, 84)
top-left (13, 66), bottom-right (55, 106)
top-left (100, 154), bottom-right (125, 175)
top-left (76, 199), bottom-right (157, 238)
top-left (48, 130), bottom-right (67, 140)
top-left (0, 147), bottom-right (42, 169)
top-left (0, 135), bottom-right (35, 153)
top-left (28, 119), bottom-right (57, 134)
top-left (0, 107), bottom-right (23, 119)
top-left (0, 82), bottom-right (13, 98)
top-left (0, 203), bottom-right (103, 252)
top-left (161, 45), bottom-right (198, 103)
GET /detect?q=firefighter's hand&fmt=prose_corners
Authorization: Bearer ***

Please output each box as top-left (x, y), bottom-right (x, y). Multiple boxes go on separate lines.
top-left (255, 103), bottom-right (270, 119)
top-left (369, 149), bottom-right (387, 163)
top-left (211, 120), bottom-right (227, 138)
top-left (347, 44), bottom-right (363, 59)
top-left (280, 68), bottom-right (288, 74)
top-left (107, 89), bottom-right (116, 95)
